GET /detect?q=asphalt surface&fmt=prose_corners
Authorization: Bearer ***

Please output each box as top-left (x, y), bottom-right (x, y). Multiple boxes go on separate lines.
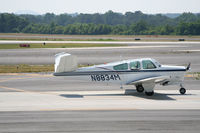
top-left (0, 73), bottom-right (200, 132)
top-left (0, 110), bottom-right (200, 133)
top-left (1, 34), bottom-right (200, 41)
top-left (0, 41), bottom-right (200, 132)
top-left (0, 73), bottom-right (200, 133)
top-left (0, 41), bottom-right (200, 72)
top-left (0, 73), bottom-right (199, 110)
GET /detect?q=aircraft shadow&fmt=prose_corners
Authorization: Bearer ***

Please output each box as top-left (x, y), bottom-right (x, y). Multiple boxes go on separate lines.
top-left (124, 89), bottom-right (194, 100)
top-left (126, 92), bottom-right (176, 100)
top-left (59, 89), bottom-right (194, 100)
top-left (60, 94), bottom-right (84, 98)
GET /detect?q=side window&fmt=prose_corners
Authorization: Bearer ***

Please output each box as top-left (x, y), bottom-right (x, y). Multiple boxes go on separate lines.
top-left (130, 61), bottom-right (140, 70)
top-left (113, 63), bottom-right (128, 70)
top-left (142, 60), bottom-right (156, 69)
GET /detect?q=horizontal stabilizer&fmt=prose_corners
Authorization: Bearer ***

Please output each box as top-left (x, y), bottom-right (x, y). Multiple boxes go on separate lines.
top-left (54, 52), bottom-right (77, 73)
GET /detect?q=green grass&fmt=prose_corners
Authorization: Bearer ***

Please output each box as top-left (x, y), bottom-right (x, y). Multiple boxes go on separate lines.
top-left (0, 38), bottom-right (117, 41)
top-left (0, 64), bottom-right (94, 73)
top-left (0, 64), bottom-right (54, 73)
top-left (187, 72), bottom-right (200, 80)
top-left (0, 43), bottom-right (125, 49)
top-left (0, 38), bottom-right (65, 41)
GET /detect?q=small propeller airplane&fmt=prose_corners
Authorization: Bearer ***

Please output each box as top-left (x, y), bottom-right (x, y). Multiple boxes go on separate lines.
top-left (53, 52), bottom-right (190, 96)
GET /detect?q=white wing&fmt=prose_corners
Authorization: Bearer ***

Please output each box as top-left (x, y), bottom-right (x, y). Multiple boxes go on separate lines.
top-left (126, 76), bottom-right (170, 85)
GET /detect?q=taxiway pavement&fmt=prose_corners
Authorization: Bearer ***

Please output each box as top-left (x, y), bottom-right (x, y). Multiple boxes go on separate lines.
top-left (1, 34), bottom-right (200, 41)
top-left (0, 73), bottom-right (200, 132)
top-left (1, 110), bottom-right (200, 133)
top-left (0, 73), bottom-right (199, 111)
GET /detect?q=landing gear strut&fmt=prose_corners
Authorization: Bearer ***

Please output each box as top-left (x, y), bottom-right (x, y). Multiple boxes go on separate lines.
top-left (179, 84), bottom-right (186, 95)
top-left (136, 85), bottom-right (144, 93)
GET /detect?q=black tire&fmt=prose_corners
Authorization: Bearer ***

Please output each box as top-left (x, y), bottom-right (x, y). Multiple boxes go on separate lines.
top-left (179, 88), bottom-right (186, 95)
top-left (145, 91), bottom-right (154, 96)
top-left (136, 85), bottom-right (144, 93)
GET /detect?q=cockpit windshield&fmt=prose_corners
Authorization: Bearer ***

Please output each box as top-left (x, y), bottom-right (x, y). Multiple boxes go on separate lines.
top-left (151, 59), bottom-right (161, 67)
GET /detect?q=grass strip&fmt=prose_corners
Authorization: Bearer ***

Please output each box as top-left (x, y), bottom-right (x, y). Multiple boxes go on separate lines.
top-left (0, 64), bottom-right (93, 73)
top-left (0, 38), bottom-right (117, 41)
top-left (187, 72), bottom-right (200, 80)
top-left (0, 64), bottom-right (54, 73)
top-left (0, 43), bottom-right (125, 49)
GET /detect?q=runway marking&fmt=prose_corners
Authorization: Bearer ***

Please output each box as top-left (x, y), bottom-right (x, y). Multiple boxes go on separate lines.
top-left (39, 108), bottom-right (138, 111)
top-left (0, 86), bottom-right (27, 92)
top-left (0, 76), bottom-right (39, 83)
top-left (0, 77), bottom-right (29, 82)
top-left (0, 85), bottom-right (57, 95)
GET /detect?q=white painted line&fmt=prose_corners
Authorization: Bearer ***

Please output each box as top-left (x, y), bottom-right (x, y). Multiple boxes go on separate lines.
top-left (45, 45), bottom-right (186, 50)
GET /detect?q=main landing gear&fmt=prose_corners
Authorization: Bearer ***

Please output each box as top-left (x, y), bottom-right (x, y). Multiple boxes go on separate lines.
top-left (179, 84), bottom-right (186, 95)
top-left (136, 85), bottom-right (154, 96)
top-left (136, 85), bottom-right (144, 93)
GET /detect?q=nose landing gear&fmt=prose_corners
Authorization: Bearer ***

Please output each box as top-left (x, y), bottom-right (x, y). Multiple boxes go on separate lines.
top-left (180, 88), bottom-right (186, 94)
top-left (179, 84), bottom-right (186, 95)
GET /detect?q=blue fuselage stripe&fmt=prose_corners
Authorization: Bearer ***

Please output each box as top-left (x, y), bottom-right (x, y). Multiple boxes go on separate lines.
top-left (53, 69), bottom-right (186, 76)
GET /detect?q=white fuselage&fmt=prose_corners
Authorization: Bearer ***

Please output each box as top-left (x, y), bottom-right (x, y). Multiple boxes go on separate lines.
top-left (54, 54), bottom-right (189, 95)
top-left (74, 64), bottom-right (185, 86)
top-left (54, 58), bottom-right (186, 87)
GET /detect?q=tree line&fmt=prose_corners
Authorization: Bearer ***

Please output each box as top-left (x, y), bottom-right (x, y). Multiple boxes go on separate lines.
top-left (0, 11), bottom-right (200, 35)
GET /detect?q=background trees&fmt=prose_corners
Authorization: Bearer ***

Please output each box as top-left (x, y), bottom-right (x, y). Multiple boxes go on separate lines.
top-left (0, 13), bottom-right (29, 32)
top-left (0, 11), bottom-right (200, 35)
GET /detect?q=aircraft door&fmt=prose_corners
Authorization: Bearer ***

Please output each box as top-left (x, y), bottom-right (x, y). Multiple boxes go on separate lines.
top-left (130, 61), bottom-right (141, 70)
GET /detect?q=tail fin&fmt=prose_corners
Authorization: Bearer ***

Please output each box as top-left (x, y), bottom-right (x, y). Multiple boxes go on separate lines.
top-left (54, 52), bottom-right (77, 73)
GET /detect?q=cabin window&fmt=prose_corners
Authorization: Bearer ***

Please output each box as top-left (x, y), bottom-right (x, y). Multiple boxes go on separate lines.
top-left (142, 60), bottom-right (156, 69)
top-left (113, 63), bottom-right (128, 70)
top-left (130, 61), bottom-right (140, 70)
